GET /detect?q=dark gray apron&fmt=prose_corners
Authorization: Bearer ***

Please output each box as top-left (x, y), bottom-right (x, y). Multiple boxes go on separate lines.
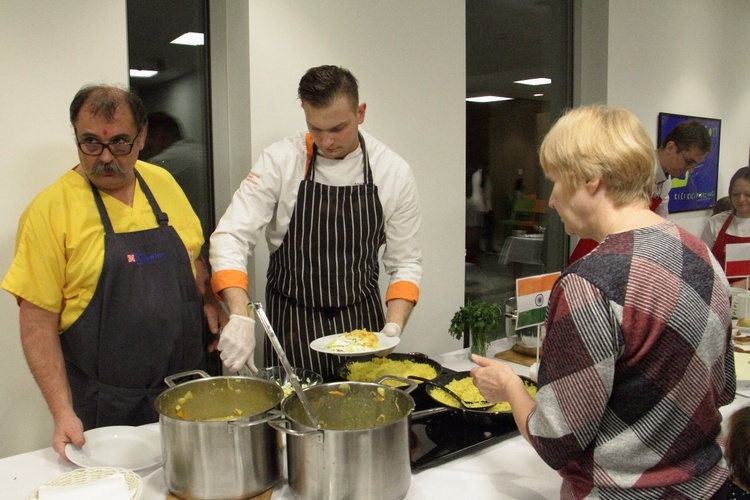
top-left (265, 134), bottom-right (386, 378)
top-left (60, 169), bottom-right (203, 429)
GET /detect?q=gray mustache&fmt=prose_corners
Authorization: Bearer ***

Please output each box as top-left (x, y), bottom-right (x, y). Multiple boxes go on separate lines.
top-left (90, 161), bottom-right (127, 176)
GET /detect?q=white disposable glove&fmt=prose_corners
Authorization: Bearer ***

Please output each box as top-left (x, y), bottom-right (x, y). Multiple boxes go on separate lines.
top-left (218, 314), bottom-right (257, 373)
top-left (381, 322), bottom-right (402, 337)
top-left (529, 362), bottom-right (539, 382)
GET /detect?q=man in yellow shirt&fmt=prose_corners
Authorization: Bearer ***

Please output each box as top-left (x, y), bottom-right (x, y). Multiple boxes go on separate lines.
top-left (2, 85), bottom-right (223, 461)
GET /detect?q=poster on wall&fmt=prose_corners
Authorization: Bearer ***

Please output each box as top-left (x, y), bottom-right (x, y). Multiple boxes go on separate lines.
top-left (658, 112), bottom-right (721, 213)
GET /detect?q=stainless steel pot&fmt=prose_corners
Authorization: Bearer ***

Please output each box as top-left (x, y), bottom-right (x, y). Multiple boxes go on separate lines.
top-left (269, 379), bottom-right (417, 500)
top-left (155, 370), bottom-right (284, 500)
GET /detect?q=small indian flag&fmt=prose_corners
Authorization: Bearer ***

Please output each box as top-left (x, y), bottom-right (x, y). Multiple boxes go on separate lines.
top-left (726, 243), bottom-right (750, 279)
top-left (515, 272), bottom-right (560, 329)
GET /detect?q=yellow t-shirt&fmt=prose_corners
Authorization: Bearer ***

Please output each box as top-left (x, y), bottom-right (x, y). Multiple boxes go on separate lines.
top-left (1, 161), bottom-right (204, 331)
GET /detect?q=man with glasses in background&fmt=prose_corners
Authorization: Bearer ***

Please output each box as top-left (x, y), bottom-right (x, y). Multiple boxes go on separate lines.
top-left (568, 119), bottom-right (711, 264)
top-left (1, 85), bottom-right (223, 461)
top-left (652, 119), bottom-right (712, 218)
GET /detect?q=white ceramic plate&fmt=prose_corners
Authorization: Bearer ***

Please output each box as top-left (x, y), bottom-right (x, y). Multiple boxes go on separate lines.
top-left (65, 425), bottom-right (162, 471)
top-left (310, 332), bottom-right (400, 357)
top-left (736, 352), bottom-right (750, 388)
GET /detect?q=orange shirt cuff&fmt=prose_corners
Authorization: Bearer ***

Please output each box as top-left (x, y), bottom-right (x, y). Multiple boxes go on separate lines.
top-left (210, 270), bottom-right (248, 298)
top-left (386, 281), bottom-right (419, 304)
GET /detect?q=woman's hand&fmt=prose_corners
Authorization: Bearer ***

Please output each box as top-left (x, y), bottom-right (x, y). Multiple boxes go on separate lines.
top-left (470, 354), bottom-right (537, 442)
top-left (470, 354), bottom-right (522, 403)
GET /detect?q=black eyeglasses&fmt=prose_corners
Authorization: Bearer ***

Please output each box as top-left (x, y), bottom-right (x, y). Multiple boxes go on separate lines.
top-left (76, 128), bottom-right (142, 156)
top-left (679, 149), bottom-right (703, 170)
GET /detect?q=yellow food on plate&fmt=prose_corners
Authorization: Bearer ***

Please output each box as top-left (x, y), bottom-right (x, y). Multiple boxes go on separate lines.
top-left (431, 377), bottom-right (537, 412)
top-left (738, 317), bottom-right (750, 327)
top-left (346, 357), bottom-right (438, 387)
top-left (326, 329), bottom-right (380, 353)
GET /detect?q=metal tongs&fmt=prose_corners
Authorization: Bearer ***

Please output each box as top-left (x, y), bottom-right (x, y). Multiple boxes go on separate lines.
top-left (250, 302), bottom-right (321, 429)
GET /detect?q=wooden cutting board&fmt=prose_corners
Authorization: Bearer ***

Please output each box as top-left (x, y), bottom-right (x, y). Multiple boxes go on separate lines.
top-left (494, 347), bottom-right (537, 367)
top-left (167, 488), bottom-right (273, 500)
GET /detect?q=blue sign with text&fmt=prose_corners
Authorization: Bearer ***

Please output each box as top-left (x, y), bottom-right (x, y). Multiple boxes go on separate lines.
top-left (658, 112), bottom-right (721, 213)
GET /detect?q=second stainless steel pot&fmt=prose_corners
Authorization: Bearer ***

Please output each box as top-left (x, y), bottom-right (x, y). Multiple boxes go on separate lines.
top-left (155, 370), bottom-right (284, 500)
top-left (269, 380), bottom-right (416, 500)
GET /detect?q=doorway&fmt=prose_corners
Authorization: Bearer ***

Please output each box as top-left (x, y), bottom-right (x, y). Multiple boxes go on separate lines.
top-left (465, 0), bottom-right (573, 339)
top-left (127, 0), bottom-right (214, 246)
top-left (127, 0), bottom-right (220, 374)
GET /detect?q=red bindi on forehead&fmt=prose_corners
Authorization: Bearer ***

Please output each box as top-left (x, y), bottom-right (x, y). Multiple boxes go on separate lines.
top-left (103, 129), bottom-right (108, 136)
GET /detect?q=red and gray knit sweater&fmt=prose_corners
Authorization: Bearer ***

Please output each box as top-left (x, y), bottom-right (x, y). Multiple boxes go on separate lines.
top-left (530, 221), bottom-right (736, 499)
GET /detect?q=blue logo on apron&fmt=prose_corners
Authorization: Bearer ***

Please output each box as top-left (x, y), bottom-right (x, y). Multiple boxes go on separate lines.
top-left (126, 252), bottom-right (167, 265)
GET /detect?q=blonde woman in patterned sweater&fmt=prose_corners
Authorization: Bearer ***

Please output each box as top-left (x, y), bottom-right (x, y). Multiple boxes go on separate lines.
top-left (471, 105), bottom-right (736, 499)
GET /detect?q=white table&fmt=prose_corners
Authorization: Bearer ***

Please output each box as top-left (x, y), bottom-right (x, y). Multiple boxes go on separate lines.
top-left (2, 340), bottom-right (746, 499)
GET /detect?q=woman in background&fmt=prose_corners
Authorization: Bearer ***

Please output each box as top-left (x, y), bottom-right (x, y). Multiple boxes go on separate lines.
top-left (714, 196), bottom-right (733, 216)
top-left (470, 105), bottom-right (735, 498)
top-left (703, 166), bottom-right (750, 287)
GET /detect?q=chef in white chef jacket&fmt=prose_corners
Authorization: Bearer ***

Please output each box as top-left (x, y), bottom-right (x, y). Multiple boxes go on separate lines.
top-left (209, 65), bottom-right (422, 379)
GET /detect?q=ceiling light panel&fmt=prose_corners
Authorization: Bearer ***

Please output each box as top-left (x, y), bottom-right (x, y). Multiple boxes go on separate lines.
top-left (129, 69), bottom-right (158, 78)
top-left (171, 32), bottom-right (205, 46)
top-left (514, 78), bottom-right (551, 86)
top-left (466, 96), bottom-right (513, 103)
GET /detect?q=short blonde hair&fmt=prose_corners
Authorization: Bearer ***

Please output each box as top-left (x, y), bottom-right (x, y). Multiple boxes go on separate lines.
top-left (539, 105), bottom-right (656, 207)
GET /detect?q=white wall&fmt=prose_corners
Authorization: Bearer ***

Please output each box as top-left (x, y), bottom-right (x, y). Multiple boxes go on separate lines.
top-left (215, 0), bottom-right (468, 361)
top-left (0, 0), bottom-right (128, 458)
top-left (606, 0), bottom-right (750, 236)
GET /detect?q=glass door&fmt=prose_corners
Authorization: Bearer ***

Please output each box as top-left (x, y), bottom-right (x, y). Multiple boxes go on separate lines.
top-left (127, 0), bottom-right (214, 245)
top-left (127, 0), bottom-right (220, 373)
top-left (465, 0), bottom-right (573, 341)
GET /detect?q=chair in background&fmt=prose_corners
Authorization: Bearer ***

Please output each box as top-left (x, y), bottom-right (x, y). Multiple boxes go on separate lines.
top-left (501, 195), bottom-right (546, 236)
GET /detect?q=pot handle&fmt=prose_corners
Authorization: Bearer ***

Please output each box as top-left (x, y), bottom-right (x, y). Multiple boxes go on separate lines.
top-left (375, 375), bottom-right (419, 394)
top-left (227, 409), bottom-right (284, 433)
top-left (411, 406), bottom-right (451, 421)
top-left (267, 416), bottom-right (325, 442)
top-left (164, 369), bottom-right (211, 388)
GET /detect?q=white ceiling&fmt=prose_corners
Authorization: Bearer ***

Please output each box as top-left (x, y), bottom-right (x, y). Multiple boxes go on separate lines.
top-left (466, 0), bottom-right (555, 100)
top-left (127, 0), bottom-right (205, 92)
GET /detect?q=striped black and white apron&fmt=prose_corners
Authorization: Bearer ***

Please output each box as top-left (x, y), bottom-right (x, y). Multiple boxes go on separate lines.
top-left (265, 133), bottom-right (385, 379)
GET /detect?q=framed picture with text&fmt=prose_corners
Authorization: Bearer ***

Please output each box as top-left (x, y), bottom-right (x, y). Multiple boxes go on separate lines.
top-left (657, 112), bottom-right (721, 213)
